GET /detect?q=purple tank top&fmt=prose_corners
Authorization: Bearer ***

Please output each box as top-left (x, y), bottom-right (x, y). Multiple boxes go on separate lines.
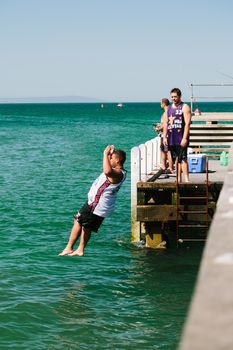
top-left (167, 103), bottom-right (185, 146)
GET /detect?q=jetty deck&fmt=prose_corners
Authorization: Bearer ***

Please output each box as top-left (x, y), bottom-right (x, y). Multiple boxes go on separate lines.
top-left (131, 112), bottom-right (233, 247)
top-left (143, 158), bottom-right (227, 183)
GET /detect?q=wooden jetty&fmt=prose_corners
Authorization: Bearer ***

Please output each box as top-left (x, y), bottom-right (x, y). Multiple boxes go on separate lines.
top-left (131, 111), bottom-right (233, 348)
top-left (131, 113), bottom-right (233, 248)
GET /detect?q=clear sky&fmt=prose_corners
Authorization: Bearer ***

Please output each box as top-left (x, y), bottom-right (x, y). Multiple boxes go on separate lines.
top-left (0, 0), bottom-right (233, 102)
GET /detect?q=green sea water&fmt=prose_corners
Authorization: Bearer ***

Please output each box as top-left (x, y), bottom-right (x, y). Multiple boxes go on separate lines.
top-left (0, 102), bottom-right (231, 349)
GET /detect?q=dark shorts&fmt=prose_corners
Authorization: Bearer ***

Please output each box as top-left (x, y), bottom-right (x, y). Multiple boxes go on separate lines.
top-left (170, 145), bottom-right (188, 163)
top-left (74, 202), bottom-right (104, 233)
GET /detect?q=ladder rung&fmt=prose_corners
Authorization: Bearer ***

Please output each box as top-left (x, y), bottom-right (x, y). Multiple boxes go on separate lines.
top-left (178, 224), bottom-right (209, 228)
top-left (179, 211), bottom-right (208, 214)
top-left (179, 238), bottom-right (206, 242)
top-left (179, 196), bottom-right (208, 200)
top-left (177, 183), bottom-right (209, 186)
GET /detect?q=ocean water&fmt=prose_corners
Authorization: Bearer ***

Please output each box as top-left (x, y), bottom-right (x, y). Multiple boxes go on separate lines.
top-left (1, 101), bottom-right (230, 350)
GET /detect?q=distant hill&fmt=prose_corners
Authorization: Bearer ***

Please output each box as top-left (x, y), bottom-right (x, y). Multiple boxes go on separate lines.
top-left (0, 95), bottom-right (103, 103)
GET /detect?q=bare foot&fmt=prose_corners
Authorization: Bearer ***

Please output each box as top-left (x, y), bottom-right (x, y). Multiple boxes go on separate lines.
top-left (58, 248), bottom-right (74, 256)
top-left (69, 249), bottom-right (84, 257)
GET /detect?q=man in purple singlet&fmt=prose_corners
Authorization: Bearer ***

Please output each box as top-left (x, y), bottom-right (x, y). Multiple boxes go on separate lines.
top-left (163, 88), bottom-right (191, 182)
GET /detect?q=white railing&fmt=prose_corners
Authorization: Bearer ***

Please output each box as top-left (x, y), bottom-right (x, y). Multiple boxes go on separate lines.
top-left (130, 136), bottom-right (161, 241)
top-left (131, 136), bottom-right (161, 182)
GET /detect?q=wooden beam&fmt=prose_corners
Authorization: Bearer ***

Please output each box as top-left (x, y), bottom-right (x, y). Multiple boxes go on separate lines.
top-left (190, 136), bottom-right (233, 140)
top-left (190, 130), bottom-right (233, 135)
top-left (191, 148), bottom-right (229, 154)
top-left (137, 182), bottom-right (176, 189)
top-left (190, 141), bottom-right (232, 146)
top-left (192, 113), bottom-right (233, 122)
top-left (137, 205), bottom-right (177, 221)
top-left (191, 124), bottom-right (233, 129)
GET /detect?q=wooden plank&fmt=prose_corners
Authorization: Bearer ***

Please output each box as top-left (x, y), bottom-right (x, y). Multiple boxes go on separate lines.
top-left (191, 124), bottom-right (233, 128)
top-left (189, 141), bottom-right (232, 146)
top-left (191, 148), bottom-right (229, 154)
top-left (190, 130), bottom-right (233, 135)
top-left (137, 205), bottom-right (177, 221)
top-left (137, 182), bottom-right (176, 189)
top-left (192, 113), bottom-right (233, 122)
top-left (190, 129), bottom-right (233, 133)
top-left (190, 136), bottom-right (233, 140)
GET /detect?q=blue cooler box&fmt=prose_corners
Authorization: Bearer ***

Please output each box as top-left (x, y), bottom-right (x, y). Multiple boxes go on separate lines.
top-left (188, 154), bottom-right (206, 173)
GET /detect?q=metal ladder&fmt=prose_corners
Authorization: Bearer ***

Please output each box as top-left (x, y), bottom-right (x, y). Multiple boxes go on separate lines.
top-left (176, 157), bottom-right (209, 243)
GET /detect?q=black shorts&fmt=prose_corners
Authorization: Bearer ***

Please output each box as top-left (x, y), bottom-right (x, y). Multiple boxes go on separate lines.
top-left (74, 202), bottom-right (104, 233)
top-left (170, 145), bottom-right (188, 163)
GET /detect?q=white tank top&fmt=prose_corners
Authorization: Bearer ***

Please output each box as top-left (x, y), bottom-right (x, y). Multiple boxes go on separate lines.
top-left (87, 169), bottom-right (127, 218)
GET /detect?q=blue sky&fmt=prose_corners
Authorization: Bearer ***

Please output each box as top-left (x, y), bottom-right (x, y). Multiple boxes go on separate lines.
top-left (0, 0), bottom-right (233, 102)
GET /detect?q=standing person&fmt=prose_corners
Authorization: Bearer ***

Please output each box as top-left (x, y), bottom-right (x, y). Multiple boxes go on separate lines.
top-left (59, 145), bottom-right (126, 257)
top-left (154, 98), bottom-right (173, 173)
top-left (163, 88), bottom-right (191, 182)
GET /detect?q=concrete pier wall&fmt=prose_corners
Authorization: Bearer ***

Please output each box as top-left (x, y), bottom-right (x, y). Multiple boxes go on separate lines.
top-left (180, 144), bottom-right (233, 350)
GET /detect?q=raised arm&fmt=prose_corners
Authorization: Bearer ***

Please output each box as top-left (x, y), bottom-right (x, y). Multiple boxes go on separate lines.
top-left (103, 145), bottom-right (123, 183)
top-left (103, 145), bottom-right (113, 175)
